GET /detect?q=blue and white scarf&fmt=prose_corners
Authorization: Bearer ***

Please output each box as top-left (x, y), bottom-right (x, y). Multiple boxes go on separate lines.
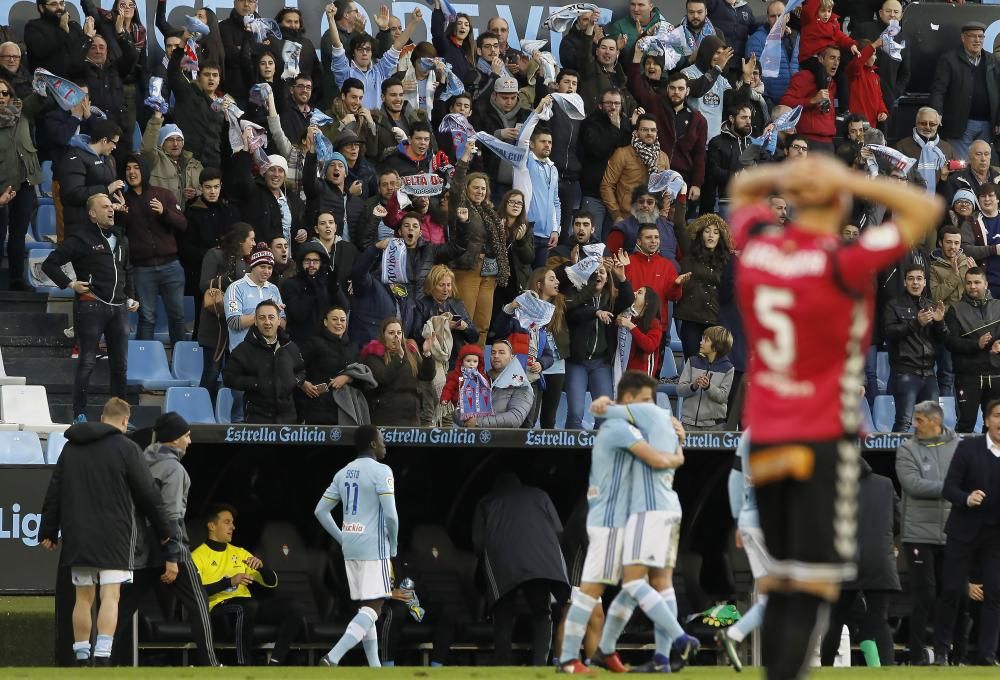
top-left (381, 238), bottom-right (409, 285)
top-left (649, 169), bottom-right (686, 200)
top-left (566, 243), bottom-right (606, 290)
top-left (439, 112), bottom-right (476, 160)
top-left (145, 76), bottom-right (168, 113)
top-left (679, 18), bottom-right (716, 55)
top-left (477, 57), bottom-right (512, 79)
top-left (637, 22), bottom-right (685, 70)
top-left (513, 291), bottom-right (555, 331)
top-left (911, 130), bottom-right (947, 194)
top-left (750, 105), bottom-right (802, 155)
top-left (212, 97), bottom-right (246, 155)
top-left (243, 15), bottom-right (282, 42)
top-left (880, 19), bottom-right (905, 62)
top-left (544, 3), bottom-right (600, 33)
top-left (761, 0), bottom-right (804, 78)
top-left (459, 367), bottom-right (493, 419)
top-left (612, 306), bottom-right (637, 396)
top-left (32, 68), bottom-right (86, 111)
top-left (282, 40), bottom-right (303, 79)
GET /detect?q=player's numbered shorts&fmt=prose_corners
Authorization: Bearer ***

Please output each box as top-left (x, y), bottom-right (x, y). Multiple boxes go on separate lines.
top-left (623, 510), bottom-right (682, 568)
top-left (70, 567), bottom-right (133, 586)
top-left (345, 558), bottom-right (392, 601)
top-left (749, 438), bottom-right (859, 583)
top-left (738, 526), bottom-right (774, 580)
top-left (581, 526), bottom-right (625, 585)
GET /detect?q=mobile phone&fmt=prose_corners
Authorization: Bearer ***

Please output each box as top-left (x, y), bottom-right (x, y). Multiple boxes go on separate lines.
top-left (315, 383), bottom-right (330, 394)
top-left (947, 159), bottom-right (968, 172)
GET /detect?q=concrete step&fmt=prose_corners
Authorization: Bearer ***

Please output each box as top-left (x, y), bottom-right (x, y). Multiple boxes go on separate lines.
top-left (4, 357), bottom-right (112, 388)
top-left (0, 290), bottom-right (50, 313)
top-left (0, 337), bottom-right (74, 359)
top-left (0, 312), bottom-right (72, 338)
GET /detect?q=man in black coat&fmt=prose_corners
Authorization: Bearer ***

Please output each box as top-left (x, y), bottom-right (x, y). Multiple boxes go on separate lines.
top-left (579, 89), bottom-right (632, 238)
top-left (225, 151), bottom-right (305, 245)
top-left (472, 473), bottom-right (570, 666)
top-left (280, 241), bottom-right (334, 345)
top-left (81, 33), bottom-right (135, 158)
top-left (167, 47), bottom-right (225, 171)
top-left (853, 0), bottom-right (910, 117)
top-left (24, 0), bottom-right (94, 78)
top-left (224, 299), bottom-right (307, 424)
top-left (933, 398), bottom-right (1000, 665)
top-left (39, 397), bottom-right (173, 666)
top-left (928, 21), bottom-right (1000, 161)
top-left (702, 103), bottom-right (753, 215)
top-left (218, 0), bottom-right (261, 104)
top-left (55, 118), bottom-right (122, 234)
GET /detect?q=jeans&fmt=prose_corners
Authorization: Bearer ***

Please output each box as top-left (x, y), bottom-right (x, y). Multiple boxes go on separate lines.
top-left (949, 119), bottom-right (995, 163)
top-left (580, 195), bottom-right (612, 241)
top-left (936, 344), bottom-right (954, 397)
top-left (0, 182), bottom-right (34, 284)
top-left (564, 358), bottom-right (613, 429)
top-left (891, 372), bottom-right (939, 432)
top-left (533, 235), bottom-right (551, 270)
top-left (133, 259), bottom-right (187, 343)
top-left (679, 319), bottom-right (710, 360)
top-left (199, 344), bottom-right (224, 401)
top-left (75, 301), bottom-right (129, 417)
top-left (865, 346), bottom-right (880, 412)
top-left (558, 179), bottom-right (581, 245)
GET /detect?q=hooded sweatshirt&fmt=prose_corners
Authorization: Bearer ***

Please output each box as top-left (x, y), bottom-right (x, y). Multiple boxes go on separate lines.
top-left (120, 155), bottom-right (188, 266)
top-left (477, 355), bottom-right (533, 428)
top-left (57, 134), bottom-right (118, 229)
top-left (677, 352), bottom-right (735, 426)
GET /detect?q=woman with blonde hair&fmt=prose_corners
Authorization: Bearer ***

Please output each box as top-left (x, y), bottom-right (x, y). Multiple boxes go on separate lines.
top-left (675, 213), bottom-right (734, 359)
top-left (360, 317), bottom-right (436, 426)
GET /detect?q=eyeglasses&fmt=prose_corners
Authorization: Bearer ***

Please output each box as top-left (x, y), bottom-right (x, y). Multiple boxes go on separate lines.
top-left (601, 100), bottom-right (621, 107)
top-left (0, 90), bottom-right (11, 96)
top-left (507, 200), bottom-right (523, 206)
top-left (789, 144), bottom-right (809, 151)
top-left (0, 54), bottom-right (20, 60)
top-left (294, 83), bottom-right (313, 89)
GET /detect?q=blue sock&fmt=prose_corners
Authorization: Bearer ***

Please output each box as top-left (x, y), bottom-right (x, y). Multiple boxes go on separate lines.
top-left (430, 661), bottom-right (443, 667)
top-left (383, 660), bottom-right (396, 667)
top-left (560, 589), bottom-right (599, 663)
top-left (325, 607), bottom-right (377, 665)
top-left (362, 623), bottom-right (381, 667)
top-left (656, 587), bottom-right (679, 656)
top-left (623, 579), bottom-right (685, 655)
top-left (599, 590), bottom-right (636, 655)
top-left (73, 641), bottom-right (91, 661)
top-left (94, 634), bottom-right (113, 658)
top-left (728, 596), bottom-right (767, 642)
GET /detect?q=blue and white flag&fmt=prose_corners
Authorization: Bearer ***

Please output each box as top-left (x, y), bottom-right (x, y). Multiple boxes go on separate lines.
top-left (381, 238), bottom-right (409, 284)
top-left (439, 113), bottom-right (475, 160)
top-left (761, 0), bottom-right (804, 78)
top-left (423, 0), bottom-right (458, 23)
top-left (282, 40), bottom-right (303, 79)
top-left (184, 15), bottom-right (210, 36)
top-left (750, 105), bottom-right (802, 155)
top-left (566, 243), bottom-right (606, 290)
top-left (32, 68), bottom-right (86, 110)
top-left (249, 82), bottom-right (271, 107)
top-left (144, 76), bottom-right (168, 113)
top-left (649, 169), bottom-right (686, 199)
top-left (880, 19), bottom-right (905, 61)
top-left (244, 15), bottom-right (282, 42)
top-left (512, 291), bottom-right (555, 331)
top-left (866, 144), bottom-right (916, 176)
top-left (544, 3), bottom-right (600, 33)
top-left (636, 21), bottom-right (684, 69)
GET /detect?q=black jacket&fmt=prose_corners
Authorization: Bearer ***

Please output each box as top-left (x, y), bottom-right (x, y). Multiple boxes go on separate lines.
top-left (579, 110), bottom-right (632, 197)
top-left (882, 294), bottom-right (947, 377)
top-left (854, 19), bottom-right (911, 111)
top-left (39, 423), bottom-right (174, 569)
top-left (218, 10), bottom-right (256, 100)
top-left (168, 47), bottom-right (224, 170)
top-left (298, 326), bottom-right (360, 424)
top-left (702, 126), bottom-right (752, 214)
top-left (943, 435), bottom-right (1000, 542)
top-left (360, 338), bottom-right (436, 426)
top-left (42, 222), bottom-right (134, 303)
top-left (929, 48), bottom-right (1000, 140)
top-left (224, 325), bottom-right (306, 424)
top-left (225, 151), bottom-right (305, 244)
top-left (180, 197), bottom-right (242, 281)
top-left (848, 458), bottom-right (901, 591)
top-left (82, 36), bottom-right (136, 131)
top-left (24, 14), bottom-right (92, 78)
top-left (302, 152), bottom-right (366, 241)
top-left (471, 474), bottom-right (570, 607)
top-left (566, 277), bottom-right (634, 361)
top-left (56, 136), bottom-right (118, 230)
top-left (279, 242), bottom-right (334, 344)
top-left (945, 295), bottom-right (1000, 376)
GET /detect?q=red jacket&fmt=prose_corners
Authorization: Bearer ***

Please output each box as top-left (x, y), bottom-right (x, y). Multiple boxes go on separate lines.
top-left (625, 316), bottom-right (664, 376)
top-left (439, 344), bottom-right (489, 405)
top-left (781, 70), bottom-right (837, 143)
top-left (846, 45), bottom-right (888, 128)
top-left (798, 0), bottom-right (856, 61)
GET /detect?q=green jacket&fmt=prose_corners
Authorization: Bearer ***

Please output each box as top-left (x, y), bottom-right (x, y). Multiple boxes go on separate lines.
top-left (141, 115), bottom-right (204, 205)
top-left (0, 93), bottom-right (45, 189)
top-left (606, 8), bottom-right (667, 55)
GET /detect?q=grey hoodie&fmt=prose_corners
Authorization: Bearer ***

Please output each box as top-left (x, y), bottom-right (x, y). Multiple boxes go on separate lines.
top-left (135, 443), bottom-right (189, 567)
top-left (895, 428), bottom-right (959, 545)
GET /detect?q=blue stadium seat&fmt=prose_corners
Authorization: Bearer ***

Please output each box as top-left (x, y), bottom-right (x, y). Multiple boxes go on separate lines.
top-left (0, 431), bottom-right (44, 464)
top-left (31, 204), bottom-right (57, 245)
top-left (127, 341), bottom-right (188, 390)
top-left (860, 397), bottom-right (875, 433)
top-left (164, 387), bottom-right (217, 425)
top-left (876, 352), bottom-right (890, 394)
top-left (939, 396), bottom-right (957, 431)
top-left (660, 346), bottom-right (678, 381)
top-left (215, 388), bottom-right (234, 425)
top-left (46, 432), bottom-right (68, 464)
top-left (872, 395), bottom-right (896, 433)
top-left (669, 321), bottom-right (683, 352)
top-left (171, 341), bottom-right (203, 386)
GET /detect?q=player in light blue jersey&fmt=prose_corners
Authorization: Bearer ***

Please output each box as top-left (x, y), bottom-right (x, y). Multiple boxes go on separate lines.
top-left (588, 400), bottom-right (700, 673)
top-left (314, 425), bottom-right (398, 667)
top-left (718, 430), bottom-right (773, 672)
top-left (558, 372), bottom-right (686, 674)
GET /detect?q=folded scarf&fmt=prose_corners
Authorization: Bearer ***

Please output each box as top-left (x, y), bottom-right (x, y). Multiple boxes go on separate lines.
top-left (32, 68), bottom-right (85, 111)
top-left (912, 130), bottom-right (946, 194)
top-left (649, 169), bottom-right (685, 199)
top-left (544, 3), bottom-right (601, 33)
top-left (513, 291), bottom-right (555, 331)
top-left (750, 105), bottom-right (802, 155)
top-left (212, 97), bottom-right (246, 155)
top-left (566, 243), bottom-right (606, 290)
top-left (880, 19), bottom-right (905, 62)
top-left (144, 76), bottom-right (168, 113)
top-left (632, 131), bottom-right (661, 175)
top-left (381, 238), bottom-right (409, 284)
top-left (282, 40), bottom-right (303, 80)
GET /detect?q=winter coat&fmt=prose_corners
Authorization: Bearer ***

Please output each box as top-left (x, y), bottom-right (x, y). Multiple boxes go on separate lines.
top-left (470, 99), bottom-right (530, 185)
top-left (575, 30), bottom-right (634, 115)
top-left (929, 48), bottom-right (1000, 140)
top-left (302, 152), bottom-right (366, 242)
top-left (626, 251), bottom-right (684, 331)
top-left (360, 338), bottom-right (436, 425)
top-left (781, 70), bottom-right (837, 144)
top-left (848, 458), bottom-right (901, 591)
top-left (607, 211), bottom-right (683, 272)
top-left (854, 19), bottom-right (910, 111)
top-left (605, 6), bottom-right (666, 54)
top-left (558, 25), bottom-right (589, 72)
top-left (929, 248), bottom-right (972, 309)
top-left (703, 126), bottom-right (752, 213)
top-left (600, 145), bottom-right (670, 222)
top-left (56, 135), bottom-right (118, 230)
top-left (348, 245), bottom-right (417, 348)
top-left (440, 343), bottom-right (489, 406)
top-left (944, 295), bottom-right (1000, 376)
top-left (882, 294), bottom-right (947, 377)
top-left (224, 326), bottom-right (306, 424)
top-left (705, 0), bottom-right (755, 66)
top-left (304, 236), bottom-right (357, 312)
top-left (180, 197), bottom-right (241, 285)
top-left (137, 443), bottom-right (191, 567)
top-left (39, 423), bottom-right (173, 570)
top-left (81, 40), bottom-right (135, 131)
top-left (24, 14), bottom-right (92, 78)
top-left (675, 227), bottom-right (729, 325)
top-left (167, 47), bottom-right (224, 170)
top-left (471, 475), bottom-right (570, 607)
top-left (280, 242), bottom-right (334, 345)
top-left (895, 428), bottom-right (959, 545)
top-left (226, 151), bottom-right (306, 245)
top-left (0, 92), bottom-right (44, 190)
top-left (381, 141), bottom-right (434, 179)
top-left (624, 316), bottom-right (664, 376)
top-left (579, 109), bottom-right (633, 198)
top-left (42, 222), bottom-right (134, 303)
top-left (298, 327), bottom-right (361, 425)
top-left (566, 277), bottom-right (635, 361)
top-left (478, 358), bottom-right (534, 428)
top-left (448, 161), bottom-right (495, 272)
top-left (218, 9), bottom-right (255, 99)
top-left (140, 116), bottom-right (204, 205)
top-left (846, 44), bottom-right (888, 129)
top-left (677, 353), bottom-right (735, 427)
top-left (745, 26), bottom-right (799, 104)
top-left (120, 182), bottom-right (188, 267)
top-left (430, 8), bottom-right (473, 81)
top-left (798, 0), bottom-right (855, 61)
top-left (367, 104), bottom-right (433, 163)
top-left (197, 247), bottom-right (247, 350)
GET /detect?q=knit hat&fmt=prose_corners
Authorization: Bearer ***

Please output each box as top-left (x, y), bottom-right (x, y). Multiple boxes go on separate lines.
top-left (493, 77), bottom-right (518, 94)
top-left (248, 241), bottom-right (275, 269)
top-left (158, 124), bottom-right (184, 147)
top-left (953, 188), bottom-right (979, 208)
top-left (266, 154), bottom-right (289, 174)
top-left (322, 151), bottom-right (349, 178)
top-left (155, 412), bottom-right (190, 443)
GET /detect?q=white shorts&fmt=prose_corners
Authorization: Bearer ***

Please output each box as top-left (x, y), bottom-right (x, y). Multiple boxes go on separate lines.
top-left (739, 526), bottom-right (774, 580)
top-left (345, 559), bottom-right (392, 601)
top-left (581, 526), bottom-right (625, 585)
top-left (70, 567), bottom-right (133, 587)
top-left (623, 511), bottom-right (682, 568)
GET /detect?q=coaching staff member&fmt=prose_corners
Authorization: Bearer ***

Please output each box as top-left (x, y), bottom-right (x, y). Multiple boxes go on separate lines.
top-left (934, 398), bottom-right (1000, 665)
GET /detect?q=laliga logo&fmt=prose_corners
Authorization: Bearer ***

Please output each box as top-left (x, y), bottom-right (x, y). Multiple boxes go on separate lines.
top-left (0, 503), bottom-right (42, 547)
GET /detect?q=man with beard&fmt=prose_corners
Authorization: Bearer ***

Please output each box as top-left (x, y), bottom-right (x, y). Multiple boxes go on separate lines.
top-left (280, 241), bottom-right (332, 344)
top-left (548, 210), bottom-right (600, 272)
top-left (219, 0), bottom-right (262, 105)
top-left (601, 114), bottom-right (669, 223)
top-left (629, 69), bottom-right (707, 207)
top-left (25, 0), bottom-right (94, 78)
top-left (895, 108), bottom-right (955, 197)
top-left (472, 76), bottom-right (531, 195)
top-left (945, 267), bottom-right (1000, 432)
top-left (0, 42), bottom-right (33, 99)
top-left (464, 31), bottom-right (505, 102)
top-left (930, 224), bottom-right (975, 311)
top-left (578, 25), bottom-right (633, 115)
top-left (607, 188), bottom-right (681, 269)
top-left (280, 74), bottom-right (317, 148)
top-left (369, 77), bottom-right (431, 164)
top-left (702, 104), bottom-right (754, 214)
top-left (677, 0), bottom-right (727, 70)
top-left (580, 88), bottom-right (634, 237)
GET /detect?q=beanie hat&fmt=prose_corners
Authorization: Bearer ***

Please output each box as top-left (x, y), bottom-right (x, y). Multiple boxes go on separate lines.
top-left (953, 188), bottom-right (979, 208)
top-left (266, 154), bottom-right (289, 174)
top-left (155, 412), bottom-right (190, 443)
top-left (322, 151), bottom-right (349, 178)
top-left (158, 124), bottom-right (184, 147)
top-left (248, 241), bottom-right (275, 269)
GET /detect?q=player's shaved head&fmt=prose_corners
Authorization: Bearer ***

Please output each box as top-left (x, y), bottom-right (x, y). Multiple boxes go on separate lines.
top-left (356, 424), bottom-right (386, 459)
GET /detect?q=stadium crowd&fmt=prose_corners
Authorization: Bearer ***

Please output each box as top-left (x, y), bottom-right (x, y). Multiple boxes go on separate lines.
top-left (6, 0), bottom-right (1000, 669)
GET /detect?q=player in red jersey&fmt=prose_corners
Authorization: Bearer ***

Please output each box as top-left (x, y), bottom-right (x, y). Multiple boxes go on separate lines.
top-left (728, 156), bottom-right (943, 680)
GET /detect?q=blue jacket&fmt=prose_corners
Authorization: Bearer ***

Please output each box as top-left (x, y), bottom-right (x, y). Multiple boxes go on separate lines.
top-left (348, 245), bottom-right (416, 348)
top-left (513, 113), bottom-right (561, 239)
top-left (745, 26), bottom-right (799, 105)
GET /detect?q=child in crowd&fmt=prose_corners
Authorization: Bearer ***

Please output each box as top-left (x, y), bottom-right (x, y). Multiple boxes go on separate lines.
top-left (846, 38), bottom-right (888, 129)
top-left (440, 344), bottom-right (493, 424)
top-left (798, 0), bottom-right (860, 111)
top-left (676, 325), bottom-right (735, 431)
